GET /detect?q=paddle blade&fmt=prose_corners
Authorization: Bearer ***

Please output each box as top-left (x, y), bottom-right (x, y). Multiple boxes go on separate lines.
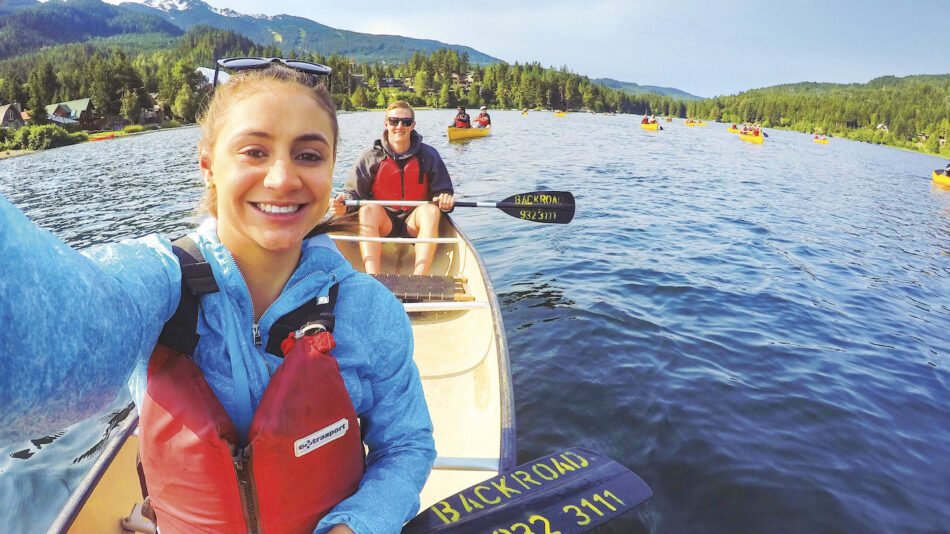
top-left (402, 448), bottom-right (651, 533)
top-left (497, 191), bottom-right (575, 224)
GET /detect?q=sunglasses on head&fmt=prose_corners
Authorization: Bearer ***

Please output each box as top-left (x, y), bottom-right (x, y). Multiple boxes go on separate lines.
top-left (387, 117), bottom-right (414, 127)
top-left (213, 57), bottom-right (333, 90)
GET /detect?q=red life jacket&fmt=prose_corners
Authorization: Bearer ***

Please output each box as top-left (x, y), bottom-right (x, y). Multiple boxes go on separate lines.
top-left (139, 239), bottom-right (363, 534)
top-left (454, 115), bottom-right (470, 128)
top-left (475, 115), bottom-right (489, 127)
top-left (371, 154), bottom-right (429, 210)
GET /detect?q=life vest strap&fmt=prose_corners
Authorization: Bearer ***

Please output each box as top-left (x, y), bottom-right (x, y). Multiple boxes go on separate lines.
top-left (263, 283), bottom-right (339, 358)
top-left (157, 237), bottom-right (219, 355)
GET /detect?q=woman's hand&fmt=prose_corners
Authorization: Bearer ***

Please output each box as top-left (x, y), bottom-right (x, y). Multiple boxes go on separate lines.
top-left (329, 194), bottom-right (347, 217)
top-left (433, 193), bottom-right (455, 211)
top-left (327, 524), bottom-right (355, 534)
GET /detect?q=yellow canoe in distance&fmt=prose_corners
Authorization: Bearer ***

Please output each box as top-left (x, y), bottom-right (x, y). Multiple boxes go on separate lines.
top-left (641, 123), bottom-right (659, 131)
top-left (554, 111), bottom-right (566, 117)
top-left (685, 122), bottom-right (706, 127)
top-left (447, 127), bottom-right (490, 141)
top-left (934, 170), bottom-right (950, 187)
top-left (814, 138), bottom-right (829, 144)
top-left (739, 133), bottom-right (764, 144)
top-left (665, 117), bottom-right (672, 122)
top-left (728, 127), bottom-right (740, 133)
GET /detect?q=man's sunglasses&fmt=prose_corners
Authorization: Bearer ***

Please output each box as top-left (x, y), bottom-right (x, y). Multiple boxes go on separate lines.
top-left (212, 57), bottom-right (333, 90)
top-left (387, 117), bottom-right (414, 127)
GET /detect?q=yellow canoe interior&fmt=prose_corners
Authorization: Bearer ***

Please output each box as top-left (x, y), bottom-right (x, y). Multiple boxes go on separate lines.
top-left (934, 170), bottom-right (950, 187)
top-left (740, 133), bottom-right (765, 144)
top-left (641, 123), bottom-right (659, 131)
top-left (56, 216), bottom-right (515, 533)
top-left (447, 126), bottom-right (491, 141)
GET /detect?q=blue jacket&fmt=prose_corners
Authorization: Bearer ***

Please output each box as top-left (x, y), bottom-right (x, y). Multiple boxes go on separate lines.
top-left (0, 194), bottom-right (435, 534)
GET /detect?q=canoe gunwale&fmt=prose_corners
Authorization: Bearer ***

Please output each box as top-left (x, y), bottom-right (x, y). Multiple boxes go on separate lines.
top-left (449, 218), bottom-right (518, 473)
top-left (47, 410), bottom-right (139, 533)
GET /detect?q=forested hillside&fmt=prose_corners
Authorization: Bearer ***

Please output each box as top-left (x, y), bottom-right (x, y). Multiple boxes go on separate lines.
top-left (685, 75), bottom-right (950, 155)
top-left (0, 0), bottom-right (182, 58)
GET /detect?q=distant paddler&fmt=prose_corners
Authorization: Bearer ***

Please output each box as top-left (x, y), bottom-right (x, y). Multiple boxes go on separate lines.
top-left (451, 105), bottom-right (471, 128)
top-left (474, 105), bottom-right (491, 128)
top-left (934, 162), bottom-right (950, 186)
top-left (330, 100), bottom-right (455, 275)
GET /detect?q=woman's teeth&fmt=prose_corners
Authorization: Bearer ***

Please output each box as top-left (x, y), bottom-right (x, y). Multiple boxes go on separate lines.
top-left (256, 203), bottom-right (301, 214)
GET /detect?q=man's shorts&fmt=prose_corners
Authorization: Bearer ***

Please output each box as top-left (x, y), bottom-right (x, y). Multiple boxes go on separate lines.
top-left (383, 207), bottom-right (414, 237)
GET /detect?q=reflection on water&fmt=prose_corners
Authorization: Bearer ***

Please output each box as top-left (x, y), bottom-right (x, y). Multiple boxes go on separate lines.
top-left (2, 112), bottom-right (950, 533)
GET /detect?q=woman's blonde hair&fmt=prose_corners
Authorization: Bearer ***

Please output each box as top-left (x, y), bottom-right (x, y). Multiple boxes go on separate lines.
top-left (197, 64), bottom-right (354, 235)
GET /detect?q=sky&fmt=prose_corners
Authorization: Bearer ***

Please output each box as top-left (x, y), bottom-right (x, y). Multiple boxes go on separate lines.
top-left (198, 0), bottom-right (949, 98)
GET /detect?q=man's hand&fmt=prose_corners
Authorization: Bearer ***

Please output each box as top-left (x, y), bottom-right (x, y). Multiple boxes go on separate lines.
top-left (433, 193), bottom-right (455, 211)
top-left (329, 194), bottom-right (346, 217)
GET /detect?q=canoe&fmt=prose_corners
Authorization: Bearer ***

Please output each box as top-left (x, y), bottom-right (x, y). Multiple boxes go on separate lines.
top-left (740, 133), bottom-right (764, 144)
top-left (554, 112), bottom-right (566, 117)
top-left (332, 216), bottom-right (516, 509)
top-left (814, 138), bottom-right (829, 144)
top-left (50, 216), bottom-right (517, 533)
top-left (665, 118), bottom-right (672, 122)
top-left (685, 122), bottom-right (707, 126)
top-left (727, 127), bottom-right (740, 133)
top-left (90, 134), bottom-right (114, 142)
top-left (522, 111), bottom-right (528, 116)
top-left (447, 126), bottom-right (490, 141)
top-left (934, 170), bottom-right (950, 187)
top-left (641, 122), bottom-right (659, 131)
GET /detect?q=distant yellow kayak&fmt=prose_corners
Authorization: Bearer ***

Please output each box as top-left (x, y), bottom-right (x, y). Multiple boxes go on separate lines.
top-left (685, 122), bottom-right (706, 127)
top-left (641, 123), bottom-right (659, 131)
top-left (447, 127), bottom-right (490, 141)
top-left (665, 118), bottom-right (672, 122)
top-left (727, 127), bottom-right (740, 133)
top-left (522, 111), bottom-right (528, 116)
top-left (934, 170), bottom-right (950, 187)
top-left (813, 138), bottom-right (829, 144)
top-left (739, 133), bottom-right (764, 144)
top-left (554, 111), bottom-right (566, 117)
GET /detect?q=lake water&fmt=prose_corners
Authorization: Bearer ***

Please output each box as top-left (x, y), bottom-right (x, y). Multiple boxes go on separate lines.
top-left (1, 110), bottom-right (949, 533)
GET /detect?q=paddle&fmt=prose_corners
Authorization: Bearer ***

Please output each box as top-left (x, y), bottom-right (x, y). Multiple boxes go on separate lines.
top-left (344, 191), bottom-right (575, 224)
top-left (402, 448), bottom-right (652, 533)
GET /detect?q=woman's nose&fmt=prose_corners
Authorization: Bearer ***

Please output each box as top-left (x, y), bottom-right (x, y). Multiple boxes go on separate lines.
top-left (262, 160), bottom-right (300, 191)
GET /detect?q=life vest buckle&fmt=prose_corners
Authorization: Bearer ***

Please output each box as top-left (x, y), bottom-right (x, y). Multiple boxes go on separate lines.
top-left (295, 322), bottom-right (327, 339)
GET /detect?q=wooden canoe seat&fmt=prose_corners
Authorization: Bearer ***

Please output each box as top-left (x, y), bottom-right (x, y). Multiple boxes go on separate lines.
top-left (372, 274), bottom-right (474, 302)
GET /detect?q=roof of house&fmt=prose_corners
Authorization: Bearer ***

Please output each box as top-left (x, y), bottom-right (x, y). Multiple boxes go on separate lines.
top-left (45, 98), bottom-right (93, 119)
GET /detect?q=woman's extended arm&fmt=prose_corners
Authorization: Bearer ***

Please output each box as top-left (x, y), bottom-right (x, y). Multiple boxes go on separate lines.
top-left (0, 194), bottom-right (180, 445)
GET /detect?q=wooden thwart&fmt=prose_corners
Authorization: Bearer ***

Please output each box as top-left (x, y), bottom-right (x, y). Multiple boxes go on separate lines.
top-left (372, 274), bottom-right (474, 302)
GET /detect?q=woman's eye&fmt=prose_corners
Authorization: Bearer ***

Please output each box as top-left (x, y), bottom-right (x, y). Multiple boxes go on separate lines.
top-left (241, 148), bottom-right (266, 158)
top-left (297, 151), bottom-right (323, 162)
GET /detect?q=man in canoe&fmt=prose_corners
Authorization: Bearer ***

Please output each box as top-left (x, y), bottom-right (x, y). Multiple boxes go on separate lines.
top-left (474, 105), bottom-right (491, 128)
top-left (451, 105), bottom-right (471, 128)
top-left (330, 100), bottom-right (455, 276)
top-left (0, 61), bottom-right (435, 533)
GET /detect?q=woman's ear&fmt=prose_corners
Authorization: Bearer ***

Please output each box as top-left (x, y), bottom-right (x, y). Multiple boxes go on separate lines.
top-left (199, 149), bottom-right (213, 186)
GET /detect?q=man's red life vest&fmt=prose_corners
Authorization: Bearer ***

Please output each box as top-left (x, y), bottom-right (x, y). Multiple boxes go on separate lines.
top-left (475, 115), bottom-right (489, 127)
top-left (138, 242), bottom-right (363, 534)
top-left (371, 155), bottom-right (429, 210)
top-left (454, 115), bottom-right (470, 128)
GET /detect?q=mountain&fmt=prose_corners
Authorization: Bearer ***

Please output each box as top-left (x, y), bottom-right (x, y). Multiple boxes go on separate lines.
top-left (103, 0), bottom-right (501, 65)
top-left (0, 0), bottom-right (182, 59)
top-left (593, 77), bottom-right (703, 101)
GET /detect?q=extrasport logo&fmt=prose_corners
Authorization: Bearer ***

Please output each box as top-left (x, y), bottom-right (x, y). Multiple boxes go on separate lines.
top-left (294, 418), bottom-right (349, 457)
